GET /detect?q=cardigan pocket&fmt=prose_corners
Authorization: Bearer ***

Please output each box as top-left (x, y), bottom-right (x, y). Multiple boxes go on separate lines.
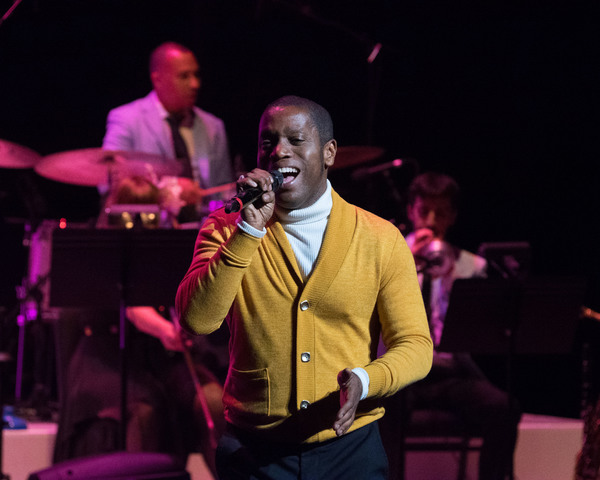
top-left (223, 366), bottom-right (270, 420)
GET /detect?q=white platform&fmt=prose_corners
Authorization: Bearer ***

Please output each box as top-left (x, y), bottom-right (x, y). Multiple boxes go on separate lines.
top-left (1, 422), bottom-right (214, 480)
top-left (405, 413), bottom-right (584, 480)
top-left (1, 413), bottom-right (583, 480)
top-left (2, 422), bottom-right (57, 480)
top-left (514, 413), bottom-right (583, 480)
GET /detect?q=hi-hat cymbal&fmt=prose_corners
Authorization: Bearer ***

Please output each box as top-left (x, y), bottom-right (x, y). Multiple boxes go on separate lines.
top-left (0, 139), bottom-right (42, 169)
top-left (35, 148), bottom-right (183, 186)
top-left (331, 145), bottom-right (385, 171)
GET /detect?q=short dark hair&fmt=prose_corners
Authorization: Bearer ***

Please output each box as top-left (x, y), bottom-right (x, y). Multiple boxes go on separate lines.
top-left (149, 42), bottom-right (194, 75)
top-left (263, 95), bottom-right (334, 147)
top-left (407, 172), bottom-right (460, 211)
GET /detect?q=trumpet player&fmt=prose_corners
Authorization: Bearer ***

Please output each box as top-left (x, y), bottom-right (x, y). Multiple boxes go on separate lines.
top-left (384, 172), bottom-right (522, 480)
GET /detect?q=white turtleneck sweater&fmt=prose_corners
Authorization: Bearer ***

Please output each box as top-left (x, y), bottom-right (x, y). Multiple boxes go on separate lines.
top-left (274, 181), bottom-right (332, 280)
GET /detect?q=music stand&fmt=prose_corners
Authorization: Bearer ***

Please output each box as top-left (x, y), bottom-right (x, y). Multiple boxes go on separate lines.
top-left (48, 227), bottom-right (198, 449)
top-left (477, 241), bottom-right (531, 281)
top-left (438, 276), bottom-right (586, 399)
top-left (514, 276), bottom-right (587, 355)
top-left (438, 279), bottom-right (520, 356)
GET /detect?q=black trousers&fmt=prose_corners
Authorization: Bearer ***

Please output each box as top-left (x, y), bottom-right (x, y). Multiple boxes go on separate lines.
top-left (216, 421), bottom-right (388, 480)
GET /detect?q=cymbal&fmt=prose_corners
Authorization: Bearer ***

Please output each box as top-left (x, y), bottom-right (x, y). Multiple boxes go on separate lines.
top-left (35, 148), bottom-right (183, 186)
top-left (0, 139), bottom-right (42, 169)
top-left (331, 145), bottom-right (385, 171)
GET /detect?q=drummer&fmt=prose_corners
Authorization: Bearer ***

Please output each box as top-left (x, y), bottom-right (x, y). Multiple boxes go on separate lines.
top-left (101, 41), bottom-right (235, 220)
top-left (51, 41), bottom-right (234, 474)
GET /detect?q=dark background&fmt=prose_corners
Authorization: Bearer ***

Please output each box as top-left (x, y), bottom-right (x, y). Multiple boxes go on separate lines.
top-left (1, 1), bottom-right (599, 417)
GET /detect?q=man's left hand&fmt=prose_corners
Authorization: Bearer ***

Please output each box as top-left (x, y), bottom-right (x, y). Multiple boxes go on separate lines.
top-left (333, 368), bottom-right (362, 436)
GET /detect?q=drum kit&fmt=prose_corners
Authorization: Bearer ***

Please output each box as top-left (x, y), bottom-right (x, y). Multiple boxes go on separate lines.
top-left (0, 140), bottom-right (233, 417)
top-left (1, 141), bottom-right (196, 318)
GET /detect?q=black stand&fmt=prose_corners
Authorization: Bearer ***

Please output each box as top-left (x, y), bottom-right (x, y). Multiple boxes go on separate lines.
top-left (436, 276), bottom-right (585, 480)
top-left (439, 276), bottom-right (587, 399)
top-left (48, 227), bottom-right (197, 449)
top-left (0, 350), bottom-right (12, 480)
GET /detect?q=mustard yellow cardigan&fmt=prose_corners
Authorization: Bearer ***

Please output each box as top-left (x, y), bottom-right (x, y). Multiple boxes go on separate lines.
top-left (176, 189), bottom-right (432, 443)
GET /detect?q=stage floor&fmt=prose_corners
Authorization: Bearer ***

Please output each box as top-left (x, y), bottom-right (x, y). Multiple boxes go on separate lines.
top-left (2, 413), bottom-right (584, 480)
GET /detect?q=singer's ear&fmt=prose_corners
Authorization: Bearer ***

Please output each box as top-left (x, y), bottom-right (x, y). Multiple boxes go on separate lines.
top-left (323, 139), bottom-right (337, 169)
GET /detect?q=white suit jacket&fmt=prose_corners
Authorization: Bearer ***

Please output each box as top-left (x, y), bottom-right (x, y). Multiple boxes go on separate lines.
top-left (102, 91), bottom-right (233, 188)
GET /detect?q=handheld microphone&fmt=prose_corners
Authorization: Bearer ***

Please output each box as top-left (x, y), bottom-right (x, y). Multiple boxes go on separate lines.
top-left (224, 170), bottom-right (284, 213)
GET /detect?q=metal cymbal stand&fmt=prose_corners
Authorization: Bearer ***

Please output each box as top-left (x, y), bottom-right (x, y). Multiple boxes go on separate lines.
top-left (1, 309), bottom-right (12, 480)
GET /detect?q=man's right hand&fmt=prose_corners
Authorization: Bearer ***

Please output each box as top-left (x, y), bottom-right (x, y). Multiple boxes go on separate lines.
top-left (410, 228), bottom-right (435, 256)
top-left (238, 168), bottom-right (277, 230)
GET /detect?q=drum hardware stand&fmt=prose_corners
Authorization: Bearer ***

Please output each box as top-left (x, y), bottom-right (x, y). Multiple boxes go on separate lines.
top-left (13, 274), bottom-right (50, 410)
top-left (1, 306), bottom-right (12, 480)
top-left (0, 264), bottom-right (52, 424)
top-left (14, 221), bottom-right (34, 405)
top-left (10, 218), bottom-right (59, 420)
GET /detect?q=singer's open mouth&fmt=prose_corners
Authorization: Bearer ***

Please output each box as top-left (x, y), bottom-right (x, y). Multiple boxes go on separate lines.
top-left (278, 166), bottom-right (299, 184)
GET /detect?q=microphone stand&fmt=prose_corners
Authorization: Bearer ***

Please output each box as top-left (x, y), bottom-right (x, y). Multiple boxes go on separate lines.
top-left (0, 0), bottom-right (24, 28)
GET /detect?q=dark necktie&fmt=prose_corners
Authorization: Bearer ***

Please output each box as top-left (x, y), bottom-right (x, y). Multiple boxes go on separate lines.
top-left (421, 273), bottom-right (433, 331)
top-left (166, 116), bottom-right (193, 178)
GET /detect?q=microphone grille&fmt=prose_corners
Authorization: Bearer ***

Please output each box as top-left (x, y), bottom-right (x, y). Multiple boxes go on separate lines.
top-left (271, 170), bottom-right (284, 191)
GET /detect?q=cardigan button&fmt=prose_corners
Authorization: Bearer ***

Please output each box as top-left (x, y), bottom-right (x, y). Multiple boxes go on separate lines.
top-left (300, 300), bottom-right (310, 311)
top-left (301, 352), bottom-right (311, 363)
top-left (300, 400), bottom-right (310, 409)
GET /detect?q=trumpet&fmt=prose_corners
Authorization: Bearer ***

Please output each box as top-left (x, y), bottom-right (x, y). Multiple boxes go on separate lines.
top-left (414, 239), bottom-right (456, 278)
